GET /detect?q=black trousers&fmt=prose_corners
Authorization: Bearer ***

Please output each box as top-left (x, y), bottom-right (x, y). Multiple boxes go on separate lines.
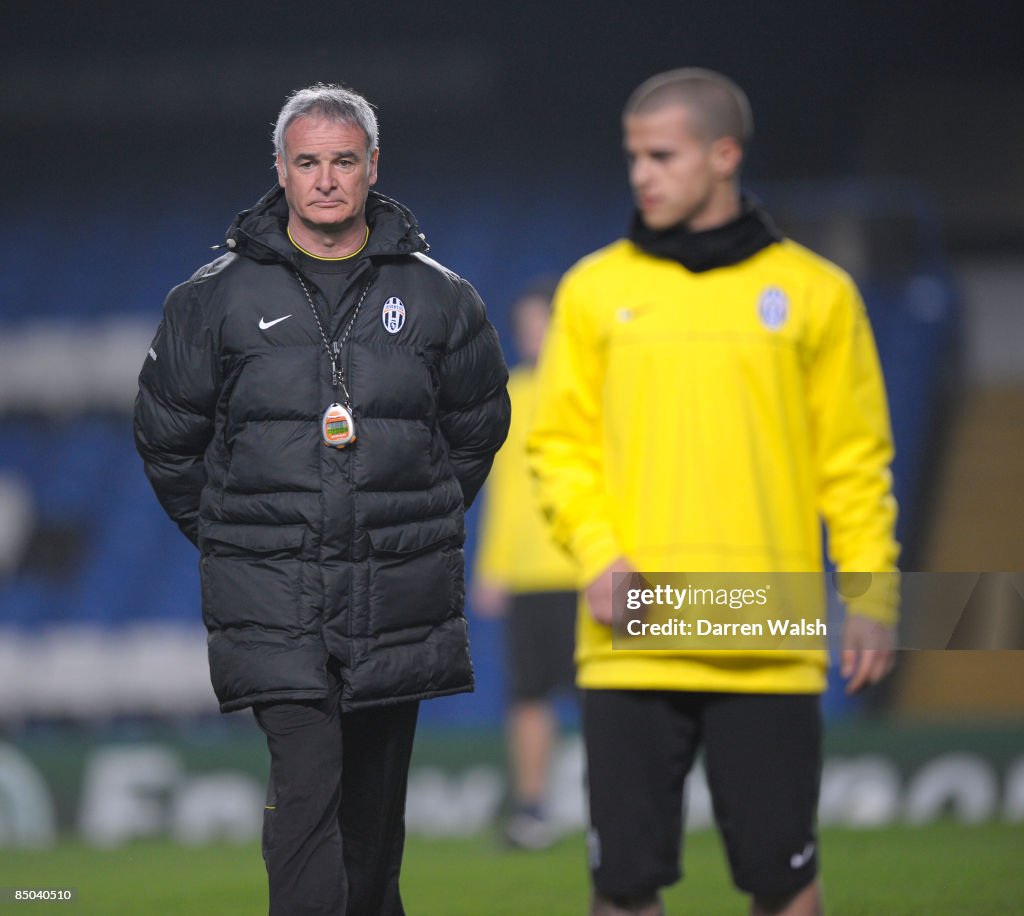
top-left (253, 679), bottom-right (420, 916)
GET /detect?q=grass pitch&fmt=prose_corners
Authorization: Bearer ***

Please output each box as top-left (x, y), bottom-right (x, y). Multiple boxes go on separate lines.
top-left (0, 823), bottom-right (1021, 914)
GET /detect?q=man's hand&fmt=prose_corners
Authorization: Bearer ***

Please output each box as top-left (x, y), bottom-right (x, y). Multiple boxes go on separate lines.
top-left (584, 558), bottom-right (636, 626)
top-left (471, 581), bottom-right (510, 618)
top-left (841, 614), bottom-right (896, 694)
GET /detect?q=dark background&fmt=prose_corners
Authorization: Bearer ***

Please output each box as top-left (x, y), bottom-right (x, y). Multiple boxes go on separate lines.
top-left (4, 0), bottom-right (1022, 268)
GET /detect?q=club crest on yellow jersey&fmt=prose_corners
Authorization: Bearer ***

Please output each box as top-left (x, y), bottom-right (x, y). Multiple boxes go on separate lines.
top-left (758, 287), bottom-right (788, 330)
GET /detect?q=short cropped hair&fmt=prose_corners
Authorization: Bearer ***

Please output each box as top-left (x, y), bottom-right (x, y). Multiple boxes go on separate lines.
top-left (273, 83), bottom-right (379, 162)
top-left (514, 274), bottom-right (560, 311)
top-left (623, 68), bottom-right (753, 149)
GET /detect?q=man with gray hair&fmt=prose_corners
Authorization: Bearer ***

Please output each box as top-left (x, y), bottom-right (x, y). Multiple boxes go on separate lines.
top-left (135, 82), bottom-right (510, 914)
top-left (528, 68), bottom-right (898, 915)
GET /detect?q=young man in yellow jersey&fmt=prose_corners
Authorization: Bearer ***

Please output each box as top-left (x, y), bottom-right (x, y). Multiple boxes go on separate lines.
top-left (473, 278), bottom-right (579, 849)
top-left (527, 69), bottom-right (898, 916)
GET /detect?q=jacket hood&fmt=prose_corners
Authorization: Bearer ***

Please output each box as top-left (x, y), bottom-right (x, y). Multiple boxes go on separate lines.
top-left (223, 187), bottom-right (430, 265)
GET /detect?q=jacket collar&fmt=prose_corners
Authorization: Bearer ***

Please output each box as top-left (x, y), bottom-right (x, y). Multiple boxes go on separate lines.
top-left (223, 187), bottom-right (430, 266)
top-left (628, 194), bottom-right (783, 273)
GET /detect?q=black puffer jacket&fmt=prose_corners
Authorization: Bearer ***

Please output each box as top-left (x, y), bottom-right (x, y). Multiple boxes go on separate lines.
top-left (134, 188), bottom-right (510, 712)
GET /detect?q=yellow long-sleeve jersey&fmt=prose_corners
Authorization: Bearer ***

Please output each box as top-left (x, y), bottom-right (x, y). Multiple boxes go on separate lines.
top-left (475, 365), bottom-right (579, 592)
top-left (526, 238), bottom-right (899, 694)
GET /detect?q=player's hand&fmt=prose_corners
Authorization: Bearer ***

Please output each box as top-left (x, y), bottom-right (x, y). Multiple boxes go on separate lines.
top-left (584, 558), bottom-right (636, 626)
top-left (471, 581), bottom-right (510, 618)
top-left (841, 614), bottom-right (896, 694)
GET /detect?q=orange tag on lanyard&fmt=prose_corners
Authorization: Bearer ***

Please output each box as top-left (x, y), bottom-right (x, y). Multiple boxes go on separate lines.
top-left (322, 403), bottom-right (357, 448)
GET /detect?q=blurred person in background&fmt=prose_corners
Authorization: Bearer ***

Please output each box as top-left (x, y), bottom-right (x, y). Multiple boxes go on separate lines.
top-left (528, 69), bottom-right (898, 916)
top-left (472, 277), bottom-right (579, 850)
top-left (134, 83), bottom-right (509, 916)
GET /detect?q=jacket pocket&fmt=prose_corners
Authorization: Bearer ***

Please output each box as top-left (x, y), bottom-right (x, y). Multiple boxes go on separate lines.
top-left (200, 522), bottom-right (306, 558)
top-left (364, 517), bottom-right (463, 639)
top-left (199, 524), bottom-right (312, 633)
top-left (366, 515), bottom-right (462, 557)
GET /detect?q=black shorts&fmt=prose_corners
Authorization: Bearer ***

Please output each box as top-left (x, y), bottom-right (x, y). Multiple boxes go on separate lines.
top-left (582, 689), bottom-right (822, 900)
top-left (505, 590), bottom-right (577, 702)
